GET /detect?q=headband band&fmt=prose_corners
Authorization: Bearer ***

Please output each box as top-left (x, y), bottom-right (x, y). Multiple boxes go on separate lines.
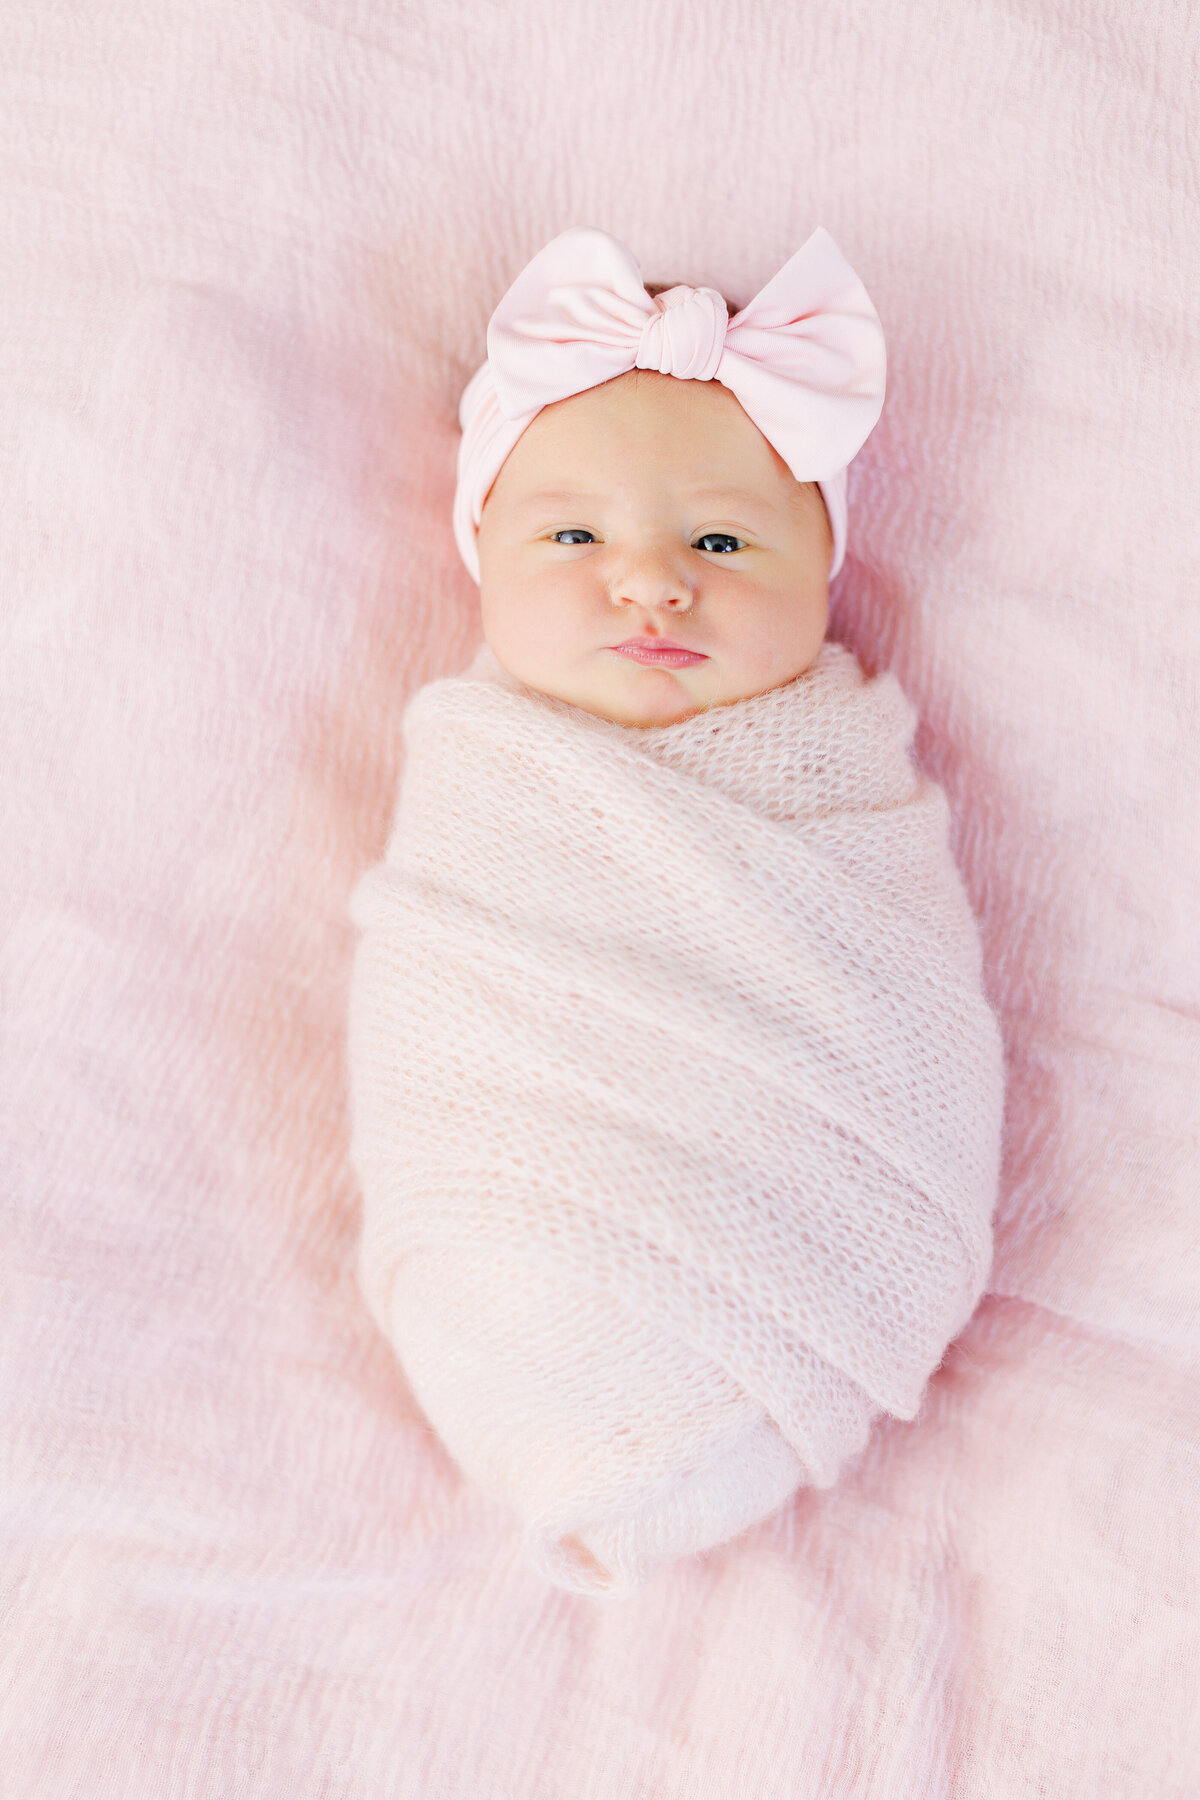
top-left (453, 224), bottom-right (886, 583)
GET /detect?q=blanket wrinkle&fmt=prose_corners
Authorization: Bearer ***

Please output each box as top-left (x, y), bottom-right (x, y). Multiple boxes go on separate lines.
top-left (348, 637), bottom-right (1004, 1594)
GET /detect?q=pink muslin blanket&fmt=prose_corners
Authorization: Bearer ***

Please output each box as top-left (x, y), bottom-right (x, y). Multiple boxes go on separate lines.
top-left (347, 636), bottom-right (1005, 1594)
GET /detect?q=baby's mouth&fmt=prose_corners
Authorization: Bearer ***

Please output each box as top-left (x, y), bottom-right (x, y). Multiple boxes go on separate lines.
top-left (611, 637), bottom-right (709, 668)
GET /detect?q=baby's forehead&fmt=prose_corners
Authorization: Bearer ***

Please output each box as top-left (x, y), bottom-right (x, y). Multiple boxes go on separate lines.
top-left (594, 365), bottom-right (742, 411)
top-left (508, 473), bottom-right (790, 516)
top-left (529, 373), bottom-right (792, 475)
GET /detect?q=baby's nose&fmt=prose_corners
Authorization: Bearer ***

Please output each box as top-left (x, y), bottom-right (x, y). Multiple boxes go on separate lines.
top-left (611, 551), bottom-right (694, 611)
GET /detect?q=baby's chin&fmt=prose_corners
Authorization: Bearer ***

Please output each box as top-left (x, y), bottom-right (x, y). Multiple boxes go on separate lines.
top-left (523, 653), bottom-right (774, 728)
top-left (584, 678), bottom-right (719, 729)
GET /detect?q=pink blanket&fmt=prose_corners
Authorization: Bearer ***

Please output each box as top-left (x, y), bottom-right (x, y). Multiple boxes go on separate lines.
top-left (4, 0), bottom-right (1198, 1793)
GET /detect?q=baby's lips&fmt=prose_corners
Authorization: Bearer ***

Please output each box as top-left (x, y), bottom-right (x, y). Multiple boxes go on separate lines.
top-left (613, 635), bottom-right (696, 652)
top-left (612, 641), bottom-right (709, 666)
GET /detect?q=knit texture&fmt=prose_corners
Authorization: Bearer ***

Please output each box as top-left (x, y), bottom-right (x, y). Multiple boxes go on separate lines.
top-left (348, 638), bottom-right (1005, 1594)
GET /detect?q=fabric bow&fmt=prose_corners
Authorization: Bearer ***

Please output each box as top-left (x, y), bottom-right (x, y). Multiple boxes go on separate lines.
top-left (453, 225), bottom-right (886, 584)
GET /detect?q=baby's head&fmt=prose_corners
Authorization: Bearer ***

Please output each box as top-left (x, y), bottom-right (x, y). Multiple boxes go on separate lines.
top-left (454, 226), bottom-right (886, 729)
top-left (476, 364), bottom-right (833, 728)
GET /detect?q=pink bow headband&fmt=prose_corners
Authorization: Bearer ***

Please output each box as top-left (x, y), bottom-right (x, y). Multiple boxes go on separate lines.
top-left (453, 225), bottom-right (886, 584)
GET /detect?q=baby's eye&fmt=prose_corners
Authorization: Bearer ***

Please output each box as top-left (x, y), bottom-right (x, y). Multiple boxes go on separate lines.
top-left (551, 529), bottom-right (596, 545)
top-left (694, 532), bottom-right (744, 554)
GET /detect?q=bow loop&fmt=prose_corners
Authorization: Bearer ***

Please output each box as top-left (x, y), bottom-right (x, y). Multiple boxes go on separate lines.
top-left (487, 226), bottom-right (654, 419)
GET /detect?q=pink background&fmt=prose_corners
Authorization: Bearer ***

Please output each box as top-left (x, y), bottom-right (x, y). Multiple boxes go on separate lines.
top-left (3, 1), bottom-right (1198, 1793)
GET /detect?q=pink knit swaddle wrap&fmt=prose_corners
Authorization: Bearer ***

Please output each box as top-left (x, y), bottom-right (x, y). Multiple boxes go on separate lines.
top-left (348, 641), bottom-right (1004, 1595)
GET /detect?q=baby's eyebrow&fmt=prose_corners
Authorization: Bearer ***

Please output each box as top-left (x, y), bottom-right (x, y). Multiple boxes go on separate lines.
top-left (513, 488), bottom-right (598, 509)
top-left (682, 484), bottom-right (772, 506)
top-left (514, 484), bottom-right (771, 511)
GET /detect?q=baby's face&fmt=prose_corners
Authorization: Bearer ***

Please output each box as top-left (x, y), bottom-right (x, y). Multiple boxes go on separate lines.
top-left (475, 369), bottom-right (832, 728)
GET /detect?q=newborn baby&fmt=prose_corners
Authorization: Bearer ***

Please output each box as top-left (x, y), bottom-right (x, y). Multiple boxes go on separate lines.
top-left (348, 227), bottom-right (1005, 1597)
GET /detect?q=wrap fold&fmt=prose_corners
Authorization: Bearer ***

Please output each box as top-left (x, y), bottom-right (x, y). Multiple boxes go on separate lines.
top-left (348, 639), bottom-right (1004, 1594)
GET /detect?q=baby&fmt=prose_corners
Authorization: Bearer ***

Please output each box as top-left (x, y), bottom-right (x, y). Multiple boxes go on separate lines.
top-left (348, 227), bottom-right (1004, 1597)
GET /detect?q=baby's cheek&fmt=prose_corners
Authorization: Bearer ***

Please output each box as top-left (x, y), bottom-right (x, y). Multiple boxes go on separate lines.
top-left (737, 601), bottom-right (819, 683)
top-left (777, 586), bottom-right (829, 673)
top-left (479, 576), bottom-right (581, 694)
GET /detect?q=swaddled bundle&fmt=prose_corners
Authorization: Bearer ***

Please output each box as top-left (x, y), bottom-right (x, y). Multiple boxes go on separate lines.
top-left (348, 636), bottom-right (1004, 1595)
